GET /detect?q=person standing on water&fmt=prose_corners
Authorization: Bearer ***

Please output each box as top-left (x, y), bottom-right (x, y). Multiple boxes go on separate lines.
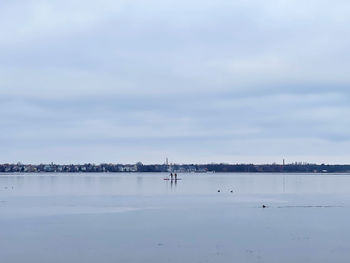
top-left (174, 173), bottom-right (177, 180)
top-left (170, 173), bottom-right (173, 180)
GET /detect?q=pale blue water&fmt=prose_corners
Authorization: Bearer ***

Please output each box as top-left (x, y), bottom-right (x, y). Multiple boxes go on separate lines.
top-left (1, 173), bottom-right (350, 263)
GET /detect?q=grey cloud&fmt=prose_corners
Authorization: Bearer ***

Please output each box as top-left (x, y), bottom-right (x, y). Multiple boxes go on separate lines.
top-left (1, 0), bottom-right (350, 163)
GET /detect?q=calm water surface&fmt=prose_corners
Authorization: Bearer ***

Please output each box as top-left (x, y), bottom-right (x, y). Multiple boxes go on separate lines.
top-left (1, 173), bottom-right (350, 263)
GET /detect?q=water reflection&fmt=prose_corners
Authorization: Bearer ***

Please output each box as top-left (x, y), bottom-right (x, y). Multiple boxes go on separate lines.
top-left (2, 173), bottom-right (350, 196)
top-left (1, 173), bottom-right (350, 263)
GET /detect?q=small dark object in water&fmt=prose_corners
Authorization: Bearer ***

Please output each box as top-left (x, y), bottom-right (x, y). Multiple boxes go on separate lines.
top-left (230, 190), bottom-right (233, 193)
top-left (262, 205), bottom-right (267, 208)
top-left (217, 190), bottom-right (220, 192)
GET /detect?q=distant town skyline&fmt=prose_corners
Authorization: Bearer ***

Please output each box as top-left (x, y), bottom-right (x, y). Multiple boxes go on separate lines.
top-left (2, 162), bottom-right (350, 173)
top-left (1, 0), bottom-right (350, 164)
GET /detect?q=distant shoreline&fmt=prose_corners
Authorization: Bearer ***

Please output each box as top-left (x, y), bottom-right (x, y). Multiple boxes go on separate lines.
top-left (1, 163), bottom-right (350, 173)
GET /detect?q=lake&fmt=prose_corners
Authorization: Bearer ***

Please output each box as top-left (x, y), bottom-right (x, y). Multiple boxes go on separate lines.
top-left (1, 173), bottom-right (350, 263)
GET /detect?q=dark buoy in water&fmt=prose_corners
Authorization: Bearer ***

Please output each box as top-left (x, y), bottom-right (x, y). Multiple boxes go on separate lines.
top-left (230, 190), bottom-right (233, 193)
top-left (217, 190), bottom-right (221, 193)
top-left (262, 205), bottom-right (267, 208)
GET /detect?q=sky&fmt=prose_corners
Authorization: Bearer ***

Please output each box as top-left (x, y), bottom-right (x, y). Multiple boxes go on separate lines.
top-left (1, 0), bottom-right (350, 164)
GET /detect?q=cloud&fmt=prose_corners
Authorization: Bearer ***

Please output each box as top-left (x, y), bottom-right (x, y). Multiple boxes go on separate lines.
top-left (1, 0), bottom-right (350, 163)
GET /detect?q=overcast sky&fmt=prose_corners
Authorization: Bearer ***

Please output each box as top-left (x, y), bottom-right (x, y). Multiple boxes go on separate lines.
top-left (1, 0), bottom-right (350, 164)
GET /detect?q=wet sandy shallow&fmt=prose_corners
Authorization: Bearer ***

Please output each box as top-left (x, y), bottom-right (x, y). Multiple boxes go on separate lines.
top-left (1, 173), bottom-right (350, 263)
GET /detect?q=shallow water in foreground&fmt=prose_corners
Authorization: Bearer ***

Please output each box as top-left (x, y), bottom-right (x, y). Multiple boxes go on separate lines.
top-left (1, 173), bottom-right (350, 263)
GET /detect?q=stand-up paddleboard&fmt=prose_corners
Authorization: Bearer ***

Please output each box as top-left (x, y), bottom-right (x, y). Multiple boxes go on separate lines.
top-left (163, 178), bottom-right (182, 180)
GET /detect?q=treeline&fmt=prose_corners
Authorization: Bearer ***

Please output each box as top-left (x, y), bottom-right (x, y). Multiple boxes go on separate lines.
top-left (1, 162), bottom-right (350, 173)
top-left (200, 163), bottom-right (350, 173)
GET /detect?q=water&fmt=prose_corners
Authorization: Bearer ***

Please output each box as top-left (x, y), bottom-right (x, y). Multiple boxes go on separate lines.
top-left (1, 173), bottom-right (350, 263)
